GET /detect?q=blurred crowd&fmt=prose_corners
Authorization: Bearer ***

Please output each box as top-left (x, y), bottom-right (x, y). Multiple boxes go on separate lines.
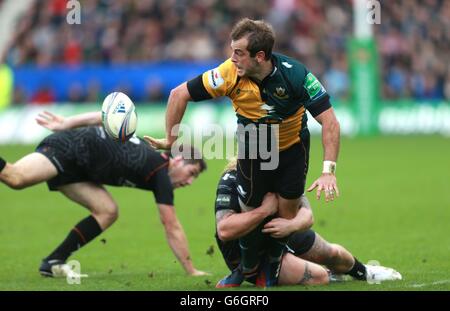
top-left (4, 0), bottom-right (450, 103)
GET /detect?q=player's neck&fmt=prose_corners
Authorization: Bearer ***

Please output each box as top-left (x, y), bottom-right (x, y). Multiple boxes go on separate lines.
top-left (250, 59), bottom-right (273, 83)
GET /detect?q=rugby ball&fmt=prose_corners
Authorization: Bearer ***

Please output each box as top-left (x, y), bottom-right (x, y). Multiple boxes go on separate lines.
top-left (101, 92), bottom-right (137, 142)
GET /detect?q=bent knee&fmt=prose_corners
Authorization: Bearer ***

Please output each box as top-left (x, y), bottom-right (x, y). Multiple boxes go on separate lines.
top-left (327, 244), bottom-right (341, 262)
top-left (315, 268), bottom-right (331, 285)
top-left (6, 173), bottom-right (27, 190)
top-left (279, 255), bottom-right (329, 286)
top-left (103, 205), bottom-right (119, 222)
top-left (324, 244), bottom-right (355, 274)
top-left (93, 204), bottom-right (119, 224)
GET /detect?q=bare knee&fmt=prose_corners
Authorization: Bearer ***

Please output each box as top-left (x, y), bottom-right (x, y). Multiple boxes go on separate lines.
top-left (279, 254), bottom-right (329, 286)
top-left (93, 204), bottom-right (119, 229)
top-left (327, 244), bottom-right (354, 273)
top-left (327, 244), bottom-right (341, 263)
top-left (103, 204), bottom-right (119, 223)
top-left (315, 267), bottom-right (331, 285)
top-left (4, 167), bottom-right (27, 190)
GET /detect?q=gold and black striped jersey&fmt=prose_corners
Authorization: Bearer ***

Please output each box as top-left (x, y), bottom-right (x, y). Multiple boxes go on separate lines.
top-left (187, 53), bottom-right (331, 151)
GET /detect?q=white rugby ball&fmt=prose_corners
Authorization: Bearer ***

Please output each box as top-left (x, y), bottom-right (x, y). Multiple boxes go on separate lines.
top-left (101, 92), bottom-right (137, 142)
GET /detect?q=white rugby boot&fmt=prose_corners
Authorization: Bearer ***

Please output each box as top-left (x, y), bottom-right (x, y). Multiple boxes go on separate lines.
top-left (365, 264), bottom-right (402, 283)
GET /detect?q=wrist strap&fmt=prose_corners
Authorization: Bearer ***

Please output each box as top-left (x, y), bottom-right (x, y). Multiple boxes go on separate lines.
top-left (323, 161), bottom-right (336, 174)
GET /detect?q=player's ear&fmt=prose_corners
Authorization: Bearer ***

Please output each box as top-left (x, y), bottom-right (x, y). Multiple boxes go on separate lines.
top-left (173, 155), bottom-right (183, 165)
top-left (255, 51), bottom-right (266, 63)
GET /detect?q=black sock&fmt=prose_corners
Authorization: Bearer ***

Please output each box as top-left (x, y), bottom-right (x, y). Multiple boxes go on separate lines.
top-left (346, 257), bottom-right (367, 280)
top-left (46, 215), bottom-right (102, 262)
top-left (239, 223), bottom-right (266, 277)
top-left (266, 235), bottom-right (289, 283)
top-left (0, 157), bottom-right (6, 172)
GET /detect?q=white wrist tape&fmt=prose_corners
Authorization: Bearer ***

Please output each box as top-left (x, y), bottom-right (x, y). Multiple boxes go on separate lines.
top-left (323, 161), bottom-right (336, 174)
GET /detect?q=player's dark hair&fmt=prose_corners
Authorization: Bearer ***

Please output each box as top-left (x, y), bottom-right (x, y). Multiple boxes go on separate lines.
top-left (170, 144), bottom-right (207, 172)
top-left (230, 18), bottom-right (275, 60)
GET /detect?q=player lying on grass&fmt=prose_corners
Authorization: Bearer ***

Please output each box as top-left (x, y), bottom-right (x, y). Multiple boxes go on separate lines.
top-left (214, 160), bottom-right (402, 287)
top-left (0, 111), bottom-right (208, 278)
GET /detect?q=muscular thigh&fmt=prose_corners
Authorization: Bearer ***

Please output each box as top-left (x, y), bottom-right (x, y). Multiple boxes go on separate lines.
top-left (11, 152), bottom-right (58, 186)
top-left (58, 182), bottom-right (117, 214)
top-left (236, 158), bottom-right (272, 209)
top-left (275, 142), bottom-right (309, 200)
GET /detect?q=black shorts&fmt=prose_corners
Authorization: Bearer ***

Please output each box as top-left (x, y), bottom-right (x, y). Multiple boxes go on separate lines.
top-left (286, 229), bottom-right (316, 256)
top-left (236, 131), bottom-right (310, 207)
top-left (35, 133), bottom-right (89, 191)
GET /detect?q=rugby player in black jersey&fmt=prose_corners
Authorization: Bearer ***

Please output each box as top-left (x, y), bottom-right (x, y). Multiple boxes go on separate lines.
top-left (0, 111), bottom-right (208, 278)
top-left (214, 159), bottom-right (402, 287)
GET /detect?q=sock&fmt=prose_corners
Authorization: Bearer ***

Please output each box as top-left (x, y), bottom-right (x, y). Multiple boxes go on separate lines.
top-left (0, 157), bottom-right (6, 172)
top-left (239, 223), bottom-right (266, 278)
top-left (346, 257), bottom-right (367, 280)
top-left (265, 235), bottom-right (289, 283)
top-left (46, 215), bottom-right (102, 262)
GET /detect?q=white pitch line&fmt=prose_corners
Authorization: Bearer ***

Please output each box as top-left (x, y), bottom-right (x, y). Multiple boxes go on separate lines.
top-left (409, 279), bottom-right (450, 288)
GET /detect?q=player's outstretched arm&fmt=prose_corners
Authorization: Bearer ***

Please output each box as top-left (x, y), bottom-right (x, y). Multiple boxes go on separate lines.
top-left (307, 107), bottom-right (340, 202)
top-left (144, 82), bottom-right (191, 150)
top-left (216, 193), bottom-right (278, 241)
top-left (36, 111), bottom-right (102, 132)
top-left (262, 195), bottom-right (314, 238)
top-left (157, 203), bottom-right (209, 276)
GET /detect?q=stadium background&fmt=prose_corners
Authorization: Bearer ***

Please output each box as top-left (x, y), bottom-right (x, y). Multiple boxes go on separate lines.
top-left (0, 0), bottom-right (449, 290)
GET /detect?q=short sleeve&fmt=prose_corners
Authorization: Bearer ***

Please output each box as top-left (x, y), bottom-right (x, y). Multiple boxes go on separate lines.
top-left (215, 171), bottom-right (240, 213)
top-left (302, 72), bottom-right (331, 117)
top-left (200, 59), bottom-right (238, 98)
top-left (151, 169), bottom-right (174, 205)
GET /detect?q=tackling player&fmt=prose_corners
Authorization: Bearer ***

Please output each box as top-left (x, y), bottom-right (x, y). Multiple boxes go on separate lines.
top-left (0, 111), bottom-right (208, 278)
top-left (214, 160), bottom-right (402, 287)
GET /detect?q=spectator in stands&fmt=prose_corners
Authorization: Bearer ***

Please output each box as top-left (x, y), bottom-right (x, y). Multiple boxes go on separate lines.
top-left (4, 0), bottom-right (450, 102)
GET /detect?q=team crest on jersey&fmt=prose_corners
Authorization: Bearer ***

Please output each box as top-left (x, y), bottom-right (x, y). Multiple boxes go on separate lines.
top-left (208, 68), bottom-right (224, 89)
top-left (273, 86), bottom-right (289, 99)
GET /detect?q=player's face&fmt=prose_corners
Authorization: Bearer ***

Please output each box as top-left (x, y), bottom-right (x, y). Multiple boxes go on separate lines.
top-left (230, 37), bottom-right (259, 77)
top-left (169, 161), bottom-right (201, 189)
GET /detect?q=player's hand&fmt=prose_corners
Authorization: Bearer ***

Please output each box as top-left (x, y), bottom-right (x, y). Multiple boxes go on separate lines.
top-left (143, 136), bottom-right (172, 150)
top-left (307, 173), bottom-right (339, 202)
top-left (260, 192), bottom-right (278, 216)
top-left (36, 111), bottom-right (67, 132)
top-left (188, 269), bottom-right (211, 276)
top-left (262, 218), bottom-right (294, 238)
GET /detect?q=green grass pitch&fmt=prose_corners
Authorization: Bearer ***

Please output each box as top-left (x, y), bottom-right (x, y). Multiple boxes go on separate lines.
top-left (1, 135), bottom-right (449, 291)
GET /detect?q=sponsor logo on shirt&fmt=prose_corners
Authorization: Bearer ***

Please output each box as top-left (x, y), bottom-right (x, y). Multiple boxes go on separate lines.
top-left (304, 72), bottom-right (326, 99)
top-left (208, 68), bottom-right (224, 89)
top-left (216, 194), bottom-right (231, 207)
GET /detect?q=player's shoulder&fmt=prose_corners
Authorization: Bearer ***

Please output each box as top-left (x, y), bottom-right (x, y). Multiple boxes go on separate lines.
top-left (217, 169), bottom-right (237, 193)
top-left (202, 58), bottom-right (237, 95)
top-left (215, 58), bottom-right (237, 82)
top-left (273, 52), bottom-right (308, 81)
